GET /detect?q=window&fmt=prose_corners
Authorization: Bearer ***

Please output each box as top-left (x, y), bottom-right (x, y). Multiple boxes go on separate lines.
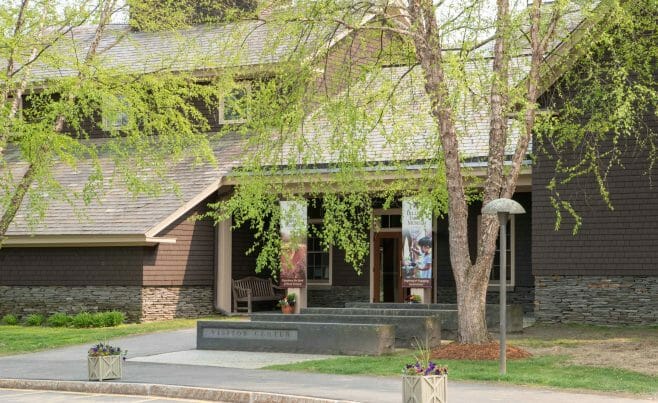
top-left (101, 95), bottom-right (129, 130)
top-left (478, 215), bottom-right (515, 288)
top-left (218, 83), bottom-right (250, 124)
top-left (307, 221), bottom-right (332, 285)
top-left (373, 208), bottom-right (402, 232)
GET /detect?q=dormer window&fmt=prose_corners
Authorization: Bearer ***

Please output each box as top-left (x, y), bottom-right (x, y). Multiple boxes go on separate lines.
top-left (101, 95), bottom-right (129, 131)
top-left (218, 83), bottom-right (250, 124)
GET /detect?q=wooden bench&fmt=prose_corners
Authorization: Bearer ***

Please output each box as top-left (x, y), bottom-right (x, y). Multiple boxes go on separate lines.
top-left (232, 276), bottom-right (285, 313)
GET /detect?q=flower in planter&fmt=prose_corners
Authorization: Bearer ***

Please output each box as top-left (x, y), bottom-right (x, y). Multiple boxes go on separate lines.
top-left (404, 338), bottom-right (447, 376)
top-left (406, 294), bottom-right (422, 303)
top-left (277, 293), bottom-right (296, 307)
top-left (404, 361), bottom-right (448, 376)
top-left (88, 342), bottom-right (127, 360)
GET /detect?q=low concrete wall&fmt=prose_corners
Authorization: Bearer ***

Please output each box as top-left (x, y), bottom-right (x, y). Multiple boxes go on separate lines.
top-left (252, 313), bottom-right (441, 348)
top-left (311, 305), bottom-right (523, 335)
top-left (0, 285), bottom-right (213, 322)
top-left (197, 320), bottom-right (395, 355)
top-left (535, 275), bottom-right (658, 325)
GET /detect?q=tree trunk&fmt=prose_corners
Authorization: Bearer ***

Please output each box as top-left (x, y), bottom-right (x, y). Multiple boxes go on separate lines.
top-left (455, 263), bottom-right (491, 343)
top-left (0, 163), bottom-right (36, 239)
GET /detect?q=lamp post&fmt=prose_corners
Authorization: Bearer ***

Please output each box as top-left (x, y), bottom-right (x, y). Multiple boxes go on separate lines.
top-left (482, 198), bottom-right (525, 375)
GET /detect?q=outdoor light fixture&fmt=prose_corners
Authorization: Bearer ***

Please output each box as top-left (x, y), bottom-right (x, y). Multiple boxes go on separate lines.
top-left (482, 198), bottom-right (526, 375)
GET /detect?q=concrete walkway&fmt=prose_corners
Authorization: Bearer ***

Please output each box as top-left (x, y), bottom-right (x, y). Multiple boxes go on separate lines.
top-left (0, 328), bottom-right (654, 403)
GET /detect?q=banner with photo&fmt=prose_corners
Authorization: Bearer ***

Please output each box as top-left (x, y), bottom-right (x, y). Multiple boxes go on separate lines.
top-left (280, 200), bottom-right (307, 288)
top-left (401, 199), bottom-right (433, 288)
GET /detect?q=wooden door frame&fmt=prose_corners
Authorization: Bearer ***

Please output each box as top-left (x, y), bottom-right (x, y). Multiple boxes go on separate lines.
top-left (372, 231), bottom-right (403, 303)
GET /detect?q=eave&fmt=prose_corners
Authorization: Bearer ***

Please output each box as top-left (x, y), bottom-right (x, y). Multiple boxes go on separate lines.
top-left (2, 234), bottom-right (176, 248)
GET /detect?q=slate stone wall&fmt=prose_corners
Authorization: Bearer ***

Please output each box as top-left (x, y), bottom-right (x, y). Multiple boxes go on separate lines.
top-left (308, 286), bottom-right (369, 307)
top-left (435, 286), bottom-right (535, 314)
top-left (0, 285), bottom-right (214, 322)
top-left (535, 276), bottom-right (658, 325)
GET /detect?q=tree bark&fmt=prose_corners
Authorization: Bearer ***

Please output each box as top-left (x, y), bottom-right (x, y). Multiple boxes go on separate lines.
top-left (407, 0), bottom-right (491, 343)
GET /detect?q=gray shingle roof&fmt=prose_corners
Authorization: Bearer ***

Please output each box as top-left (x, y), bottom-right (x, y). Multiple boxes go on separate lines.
top-left (3, 134), bottom-right (244, 236)
top-left (280, 64), bottom-right (529, 167)
top-left (25, 21), bottom-right (322, 80)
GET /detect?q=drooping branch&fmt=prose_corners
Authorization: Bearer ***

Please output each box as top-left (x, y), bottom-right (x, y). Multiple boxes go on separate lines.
top-left (1, 0), bottom-right (119, 240)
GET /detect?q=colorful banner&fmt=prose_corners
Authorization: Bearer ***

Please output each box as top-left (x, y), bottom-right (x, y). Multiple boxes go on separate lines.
top-left (279, 200), bottom-right (307, 288)
top-left (401, 200), bottom-right (433, 288)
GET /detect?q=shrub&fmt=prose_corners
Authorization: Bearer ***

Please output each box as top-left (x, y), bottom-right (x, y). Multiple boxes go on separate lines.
top-left (24, 314), bottom-right (45, 326)
top-left (1, 314), bottom-right (19, 325)
top-left (71, 312), bottom-right (95, 328)
top-left (70, 311), bottom-right (125, 328)
top-left (101, 311), bottom-right (126, 327)
top-left (47, 312), bottom-right (72, 327)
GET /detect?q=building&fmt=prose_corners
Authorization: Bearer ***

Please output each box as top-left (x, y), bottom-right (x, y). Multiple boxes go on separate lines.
top-left (1, 3), bottom-right (655, 325)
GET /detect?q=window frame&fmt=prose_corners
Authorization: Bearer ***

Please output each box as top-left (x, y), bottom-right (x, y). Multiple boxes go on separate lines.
top-left (477, 214), bottom-right (516, 289)
top-left (306, 218), bottom-right (333, 287)
top-left (101, 95), bottom-right (129, 131)
top-left (218, 82), bottom-right (251, 125)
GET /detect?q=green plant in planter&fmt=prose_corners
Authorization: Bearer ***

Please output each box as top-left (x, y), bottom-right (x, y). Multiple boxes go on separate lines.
top-left (277, 293), bottom-right (297, 307)
top-left (406, 294), bottom-right (422, 303)
top-left (404, 338), bottom-right (447, 376)
top-left (88, 341), bottom-right (126, 358)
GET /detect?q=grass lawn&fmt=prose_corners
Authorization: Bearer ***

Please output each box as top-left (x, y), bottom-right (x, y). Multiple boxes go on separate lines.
top-left (0, 316), bottom-right (232, 356)
top-left (264, 347), bottom-right (658, 396)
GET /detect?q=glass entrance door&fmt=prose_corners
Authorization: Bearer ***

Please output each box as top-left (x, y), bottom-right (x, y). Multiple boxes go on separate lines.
top-left (373, 232), bottom-right (403, 302)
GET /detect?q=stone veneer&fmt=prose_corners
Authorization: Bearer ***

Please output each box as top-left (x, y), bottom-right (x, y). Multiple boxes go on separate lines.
top-left (308, 286), bottom-right (370, 307)
top-left (535, 276), bottom-right (658, 325)
top-left (0, 286), bottom-right (214, 322)
top-left (141, 286), bottom-right (214, 321)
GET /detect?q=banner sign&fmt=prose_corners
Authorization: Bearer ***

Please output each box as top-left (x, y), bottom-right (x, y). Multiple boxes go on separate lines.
top-left (280, 200), bottom-right (307, 288)
top-left (401, 199), bottom-right (433, 288)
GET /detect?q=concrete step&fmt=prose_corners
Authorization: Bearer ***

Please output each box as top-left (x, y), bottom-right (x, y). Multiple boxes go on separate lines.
top-left (251, 313), bottom-right (441, 348)
top-left (301, 307), bottom-right (456, 338)
top-left (197, 320), bottom-right (395, 356)
top-left (346, 302), bottom-right (459, 310)
top-left (345, 302), bottom-right (523, 337)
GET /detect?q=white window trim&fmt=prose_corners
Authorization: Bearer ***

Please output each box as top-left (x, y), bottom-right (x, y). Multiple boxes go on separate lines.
top-left (101, 95), bottom-right (129, 131)
top-left (478, 214), bottom-right (516, 289)
top-left (218, 82), bottom-right (250, 125)
top-left (307, 218), bottom-right (332, 287)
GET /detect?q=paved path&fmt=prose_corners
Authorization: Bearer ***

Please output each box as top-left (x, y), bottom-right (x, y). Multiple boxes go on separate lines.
top-left (0, 328), bottom-right (655, 403)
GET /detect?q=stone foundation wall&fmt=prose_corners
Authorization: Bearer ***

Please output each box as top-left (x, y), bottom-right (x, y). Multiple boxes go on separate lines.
top-left (0, 285), bottom-right (214, 322)
top-left (435, 286), bottom-right (535, 314)
top-left (308, 286), bottom-right (370, 307)
top-left (141, 286), bottom-right (214, 321)
top-left (0, 286), bottom-right (143, 321)
top-left (535, 276), bottom-right (658, 325)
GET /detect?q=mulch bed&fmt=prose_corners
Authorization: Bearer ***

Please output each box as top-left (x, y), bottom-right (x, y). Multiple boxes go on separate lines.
top-left (431, 342), bottom-right (532, 360)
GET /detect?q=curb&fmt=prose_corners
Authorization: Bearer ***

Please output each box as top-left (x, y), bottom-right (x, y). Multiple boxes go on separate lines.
top-left (0, 379), bottom-right (358, 403)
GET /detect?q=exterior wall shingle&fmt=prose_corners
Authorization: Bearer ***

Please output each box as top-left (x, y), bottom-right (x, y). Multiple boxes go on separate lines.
top-left (0, 247), bottom-right (143, 285)
top-left (144, 200), bottom-right (216, 286)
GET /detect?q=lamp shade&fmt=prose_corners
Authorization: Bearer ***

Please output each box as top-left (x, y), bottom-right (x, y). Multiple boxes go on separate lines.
top-left (482, 198), bottom-right (526, 215)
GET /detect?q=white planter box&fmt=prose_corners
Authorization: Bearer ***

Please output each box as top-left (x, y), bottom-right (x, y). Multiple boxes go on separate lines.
top-left (88, 355), bottom-right (123, 381)
top-left (402, 374), bottom-right (447, 403)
